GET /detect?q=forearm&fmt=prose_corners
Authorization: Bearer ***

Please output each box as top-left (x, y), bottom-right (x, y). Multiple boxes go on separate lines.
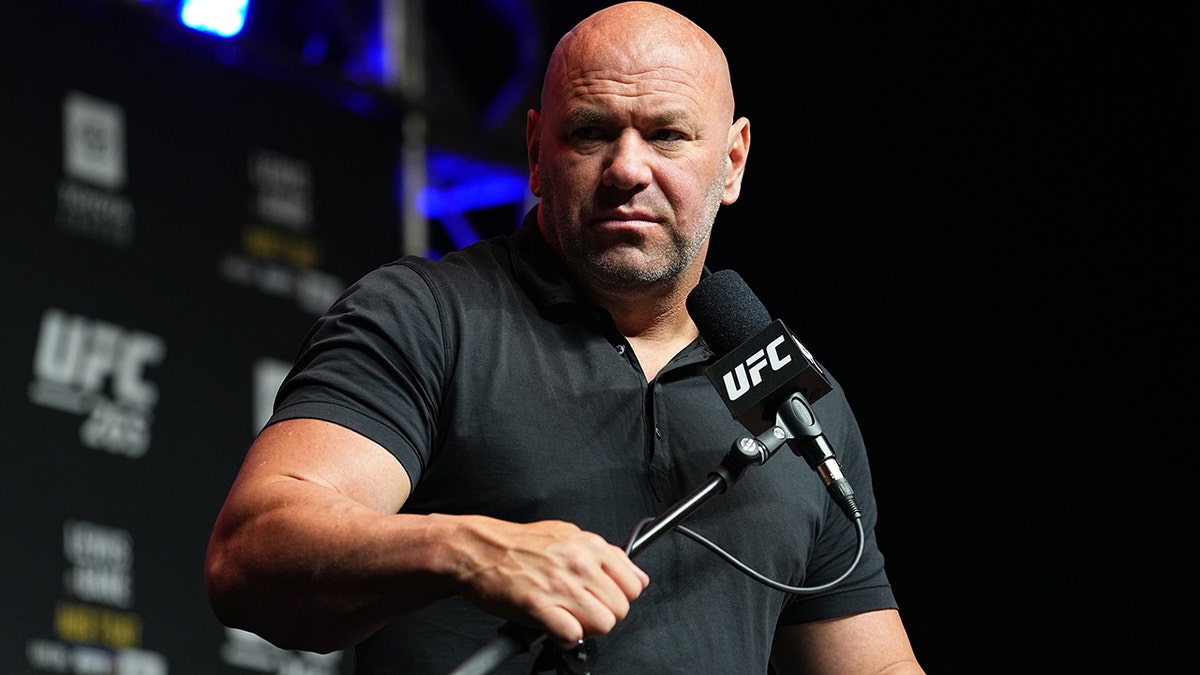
top-left (204, 479), bottom-right (460, 653)
top-left (205, 417), bottom-right (648, 652)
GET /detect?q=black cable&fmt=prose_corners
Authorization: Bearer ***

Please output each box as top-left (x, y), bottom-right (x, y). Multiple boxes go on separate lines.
top-left (624, 517), bottom-right (866, 595)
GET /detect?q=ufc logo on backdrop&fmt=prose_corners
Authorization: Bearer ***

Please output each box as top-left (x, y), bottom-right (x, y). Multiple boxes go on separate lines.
top-left (29, 308), bottom-right (166, 457)
top-left (721, 335), bottom-right (793, 401)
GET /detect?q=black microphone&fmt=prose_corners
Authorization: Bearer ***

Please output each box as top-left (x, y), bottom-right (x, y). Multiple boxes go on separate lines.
top-left (687, 270), bottom-right (860, 521)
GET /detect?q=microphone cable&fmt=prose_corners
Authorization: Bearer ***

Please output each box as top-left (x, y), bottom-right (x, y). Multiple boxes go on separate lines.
top-left (625, 519), bottom-right (866, 595)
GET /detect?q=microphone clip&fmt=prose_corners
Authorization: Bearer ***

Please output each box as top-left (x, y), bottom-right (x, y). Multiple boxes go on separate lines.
top-left (775, 394), bottom-right (862, 522)
top-left (729, 426), bottom-right (790, 467)
top-left (531, 638), bottom-right (598, 675)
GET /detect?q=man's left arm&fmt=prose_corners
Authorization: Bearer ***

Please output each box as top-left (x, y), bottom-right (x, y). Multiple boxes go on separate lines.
top-left (771, 608), bottom-right (925, 675)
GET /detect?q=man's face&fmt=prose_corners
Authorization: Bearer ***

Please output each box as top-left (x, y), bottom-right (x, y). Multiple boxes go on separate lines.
top-left (528, 47), bottom-right (745, 294)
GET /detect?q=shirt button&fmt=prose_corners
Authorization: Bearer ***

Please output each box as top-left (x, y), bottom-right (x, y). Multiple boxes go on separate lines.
top-left (615, 344), bottom-right (626, 354)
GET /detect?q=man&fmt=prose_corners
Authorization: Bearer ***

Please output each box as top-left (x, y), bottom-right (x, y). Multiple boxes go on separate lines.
top-left (204, 2), bottom-right (925, 673)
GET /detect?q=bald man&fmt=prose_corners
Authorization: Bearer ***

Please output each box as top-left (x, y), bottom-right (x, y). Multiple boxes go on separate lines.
top-left (205, 3), bottom-right (925, 673)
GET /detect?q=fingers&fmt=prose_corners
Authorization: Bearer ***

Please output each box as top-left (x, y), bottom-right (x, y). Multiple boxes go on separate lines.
top-left (603, 551), bottom-right (652, 608)
top-left (453, 517), bottom-right (650, 645)
top-left (527, 534), bottom-right (647, 648)
top-left (537, 533), bottom-right (646, 643)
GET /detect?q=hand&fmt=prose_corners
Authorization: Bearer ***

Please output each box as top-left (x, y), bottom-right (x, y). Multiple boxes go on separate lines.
top-left (450, 516), bottom-right (650, 647)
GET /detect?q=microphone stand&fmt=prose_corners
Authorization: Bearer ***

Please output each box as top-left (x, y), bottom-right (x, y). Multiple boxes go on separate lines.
top-left (447, 425), bottom-right (793, 675)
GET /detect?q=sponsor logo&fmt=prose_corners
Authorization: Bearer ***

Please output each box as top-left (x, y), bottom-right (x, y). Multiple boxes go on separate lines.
top-left (25, 520), bottom-right (167, 675)
top-left (28, 308), bottom-right (165, 458)
top-left (705, 320), bottom-right (833, 433)
top-left (250, 149), bottom-right (313, 231)
top-left (63, 91), bottom-right (125, 189)
top-left (219, 148), bottom-right (346, 314)
top-left (56, 91), bottom-right (136, 247)
top-left (26, 639), bottom-right (167, 675)
top-left (218, 256), bottom-right (346, 314)
top-left (63, 520), bottom-right (133, 608)
top-left (721, 335), bottom-right (794, 401)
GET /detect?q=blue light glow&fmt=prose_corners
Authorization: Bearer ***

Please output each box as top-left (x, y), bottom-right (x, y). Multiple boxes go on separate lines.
top-left (419, 151), bottom-right (528, 218)
top-left (413, 150), bottom-right (530, 253)
top-left (180, 0), bottom-right (248, 38)
top-left (418, 173), bottom-right (529, 218)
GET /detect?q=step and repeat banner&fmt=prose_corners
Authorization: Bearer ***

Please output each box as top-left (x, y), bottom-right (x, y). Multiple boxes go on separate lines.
top-left (2, 7), bottom-right (404, 674)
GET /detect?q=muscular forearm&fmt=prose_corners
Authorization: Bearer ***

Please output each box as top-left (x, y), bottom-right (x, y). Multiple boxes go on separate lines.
top-left (205, 418), bottom-right (648, 652)
top-left (206, 482), bottom-right (649, 653)
top-left (204, 480), bottom-right (461, 652)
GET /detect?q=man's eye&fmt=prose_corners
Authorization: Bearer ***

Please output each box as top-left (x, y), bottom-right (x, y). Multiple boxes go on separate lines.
top-left (650, 129), bottom-right (686, 142)
top-left (572, 127), bottom-right (607, 141)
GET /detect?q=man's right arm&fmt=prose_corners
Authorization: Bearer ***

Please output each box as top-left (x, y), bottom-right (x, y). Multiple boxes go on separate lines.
top-left (203, 417), bottom-right (649, 653)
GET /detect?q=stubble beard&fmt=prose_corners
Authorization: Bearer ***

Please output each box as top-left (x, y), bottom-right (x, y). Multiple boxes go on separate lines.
top-left (546, 171), bottom-right (729, 294)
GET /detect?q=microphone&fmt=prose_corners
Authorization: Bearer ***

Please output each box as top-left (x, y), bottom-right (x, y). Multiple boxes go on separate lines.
top-left (687, 270), bottom-right (860, 521)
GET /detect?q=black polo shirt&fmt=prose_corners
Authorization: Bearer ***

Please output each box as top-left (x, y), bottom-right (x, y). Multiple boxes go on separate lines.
top-left (270, 209), bottom-right (898, 674)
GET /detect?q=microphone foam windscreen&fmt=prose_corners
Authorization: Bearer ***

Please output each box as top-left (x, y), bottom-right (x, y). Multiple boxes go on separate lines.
top-left (686, 270), bottom-right (772, 356)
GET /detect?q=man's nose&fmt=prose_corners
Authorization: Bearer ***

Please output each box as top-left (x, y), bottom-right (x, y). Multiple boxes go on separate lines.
top-left (601, 130), bottom-right (652, 191)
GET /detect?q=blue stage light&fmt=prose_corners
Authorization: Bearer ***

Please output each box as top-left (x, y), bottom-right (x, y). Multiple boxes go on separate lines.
top-left (413, 150), bottom-right (530, 254)
top-left (180, 0), bottom-right (248, 38)
top-left (420, 151), bottom-right (528, 219)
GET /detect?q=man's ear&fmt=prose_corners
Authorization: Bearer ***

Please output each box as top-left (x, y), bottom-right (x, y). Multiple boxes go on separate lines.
top-left (526, 109), bottom-right (543, 197)
top-left (721, 117), bottom-right (751, 204)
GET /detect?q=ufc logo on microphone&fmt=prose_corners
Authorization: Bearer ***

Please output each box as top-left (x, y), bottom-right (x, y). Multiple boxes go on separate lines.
top-left (722, 335), bottom-right (792, 401)
top-left (705, 319), bottom-right (833, 433)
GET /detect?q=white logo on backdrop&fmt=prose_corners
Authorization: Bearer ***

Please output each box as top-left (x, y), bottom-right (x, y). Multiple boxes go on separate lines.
top-left (251, 150), bottom-right (313, 231)
top-left (218, 148), bottom-right (347, 315)
top-left (63, 520), bottom-right (134, 608)
top-left (28, 308), bottom-right (166, 457)
top-left (56, 91), bottom-right (136, 246)
top-left (24, 520), bottom-right (167, 675)
top-left (63, 91), bottom-right (125, 189)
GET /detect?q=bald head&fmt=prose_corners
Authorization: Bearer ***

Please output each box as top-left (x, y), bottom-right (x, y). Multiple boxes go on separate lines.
top-left (526, 1), bottom-right (751, 301)
top-left (542, 2), bottom-right (736, 122)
